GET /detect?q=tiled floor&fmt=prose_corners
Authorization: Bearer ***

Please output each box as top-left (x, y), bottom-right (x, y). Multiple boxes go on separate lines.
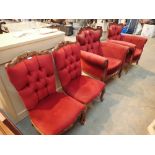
top-left (16, 37), bottom-right (155, 135)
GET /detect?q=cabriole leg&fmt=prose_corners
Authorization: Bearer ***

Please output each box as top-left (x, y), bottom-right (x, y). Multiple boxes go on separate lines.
top-left (118, 68), bottom-right (122, 78)
top-left (100, 89), bottom-right (105, 102)
top-left (80, 110), bottom-right (87, 125)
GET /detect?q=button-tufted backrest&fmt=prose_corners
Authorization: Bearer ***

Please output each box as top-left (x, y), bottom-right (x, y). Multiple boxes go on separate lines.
top-left (6, 52), bottom-right (56, 110)
top-left (76, 27), bottom-right (102, 56)
top-left (108, 23), bottom-right (123, 40)
top-left (53, 42), bottom-right (81, 88)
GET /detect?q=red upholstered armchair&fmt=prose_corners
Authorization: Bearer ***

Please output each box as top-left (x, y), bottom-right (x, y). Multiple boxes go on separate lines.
top-left (53, 42), bottom-right (106, 105)
top-left (6, 51), bottom-right (86, 135)
top-left (76, 27), bottom-right (129, 80)
top-left (108, 23), bottom-right (148, 64)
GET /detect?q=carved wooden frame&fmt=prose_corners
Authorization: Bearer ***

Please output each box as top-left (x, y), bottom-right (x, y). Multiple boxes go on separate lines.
top-left (5, 50), bottom-right (51, 68)
top-left (77, 26), bottom-right (103, 39)
top-left (108, 22), bottom-right (124, 28)
top-left (53, 41), bottom-right (76, 51)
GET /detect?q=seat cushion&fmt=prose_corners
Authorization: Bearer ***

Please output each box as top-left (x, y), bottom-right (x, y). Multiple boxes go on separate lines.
top-left (133, 48), bottom-right (142, 61)
top-left (29, 92), bottom-right (85, 135)
top-left (107, 57), bottom-right (122, 75)
top-left (64, 75), bottom-right (105, 104)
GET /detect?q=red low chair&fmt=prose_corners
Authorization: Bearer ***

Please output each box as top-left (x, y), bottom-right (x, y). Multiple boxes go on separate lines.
top-left (5, 51), bottom-right (86, 135)
top-left (76, 26), bottom-right (129, 80)
top-left (107, 23), bottom-right (148, 64)
top-left (53, 42), bottom-right (106, 105)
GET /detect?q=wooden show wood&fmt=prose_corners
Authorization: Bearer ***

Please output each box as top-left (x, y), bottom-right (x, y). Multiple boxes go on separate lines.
top-left (5, 50), bottom-right (51, 67)
top-left (53, 41), bottom-right (75, 51)
top-left (77, 26), bottom-right (103, 38)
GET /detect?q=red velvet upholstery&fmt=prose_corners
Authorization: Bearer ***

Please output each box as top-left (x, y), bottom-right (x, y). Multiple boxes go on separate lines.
top-left (81, 59), bottom-right (106, 79)
top-left (77, 28), bottom-right (102, 55)
top-left (6, 52), bottom-right (85, 135)
top-left (76, 27), bottom-right (129, 79)
top-left (108, 24), bottom-right (123, 40)
top-left (133, 48), bottom-right (143, 62)
top-left (63, 76), bottom-right (105, 104)
top-left (100, 41), bottom-right (128, 75)
top-left (81, 50), bottom-right (108, 68)
top-left (106, 57), bottom-right (121, 75)
top-left (53, 43), bottom-right (81, 88)
top-left (7, 54), bottom-right (56, 110)
top-left (108, 23), bottom-right (148, 63)
top-left (53, 42), bottom-right (105, 104)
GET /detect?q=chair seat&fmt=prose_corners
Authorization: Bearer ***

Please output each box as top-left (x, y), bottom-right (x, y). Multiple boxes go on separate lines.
top-left (64, 75), bottom-right (105, 104)
top-left (133, 48), bottom-right (142, 61)
top-left (107, 57), bottom-right (122, 75)
top-left (29, 92), bottom-right (85, 135)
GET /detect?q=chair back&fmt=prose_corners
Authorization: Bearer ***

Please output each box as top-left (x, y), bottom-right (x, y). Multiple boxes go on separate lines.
top-left (76, 26), bottom-right (102, 55)
top-left (53, 42), bottom-right (81, 88)
top-left (6, 51), bottom-right (56, 110)
top-left (108, 23), bottom-right (123, 40)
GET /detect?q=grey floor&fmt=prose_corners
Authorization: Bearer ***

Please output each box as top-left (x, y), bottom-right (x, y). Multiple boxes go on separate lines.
top-left (16, 37), bottom-right (155, 135)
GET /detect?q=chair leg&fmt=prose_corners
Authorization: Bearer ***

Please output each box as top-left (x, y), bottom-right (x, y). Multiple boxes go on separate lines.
top-left (124, 64), bottom-right (128, 74)
top-left (101, 70), bottom-right (107, 82)
top-left (100, 89), bottom-right (105, 102)
top-left (80, 110), bottom-right (87, 125)
top-left (101, 76), bottom-right (106, 82)
top-left (125, 61), bottom-right (132, 74)
top-left (136, 60), bottom-right (139, 65)
top-left (118, 68), bottom-right (122, 78)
